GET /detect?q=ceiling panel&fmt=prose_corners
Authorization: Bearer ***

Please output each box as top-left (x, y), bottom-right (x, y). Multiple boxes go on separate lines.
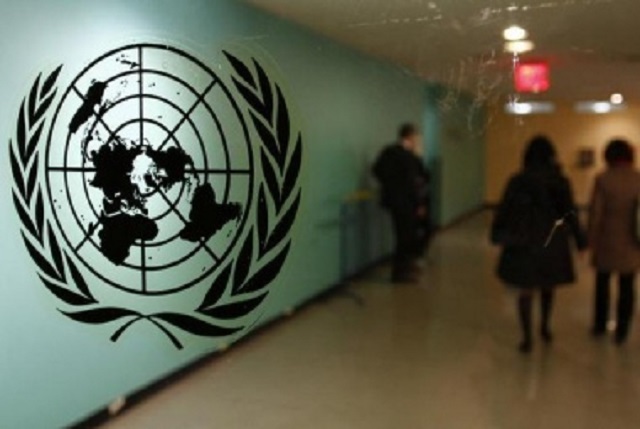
top-left (246, 0), bottom-right (640, 101)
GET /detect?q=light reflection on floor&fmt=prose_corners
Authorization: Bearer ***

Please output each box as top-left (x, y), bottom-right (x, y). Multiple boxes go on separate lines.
top-left (103, 214), bottom-right (640, 429)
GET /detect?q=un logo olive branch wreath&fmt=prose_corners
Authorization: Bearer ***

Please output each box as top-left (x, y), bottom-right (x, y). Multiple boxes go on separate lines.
top-left (9, 51), bottom-right (302, 349)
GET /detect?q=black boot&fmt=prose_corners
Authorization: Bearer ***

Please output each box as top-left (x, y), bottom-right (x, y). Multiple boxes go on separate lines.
top-left (540, 290), bottom-right (554, 343)
top-left (518, 294), bottom-right (533, 353)
top-left (615, 274), bottom-right (635, 345)
top-left (592, 272), bottom-right (610, 337)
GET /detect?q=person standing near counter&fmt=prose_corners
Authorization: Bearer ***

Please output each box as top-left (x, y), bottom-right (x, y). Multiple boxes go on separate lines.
top-left (373, 123), bottom-right (424, 283)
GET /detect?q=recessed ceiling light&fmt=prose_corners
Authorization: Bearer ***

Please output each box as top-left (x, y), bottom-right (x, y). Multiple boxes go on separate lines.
top-left (575, 101), bottom-right (626, 114)
top-left (511, 103), bottom-right (533, 115)
top-left (592, 102), bottom-right (612, 114)
top-left (505, 101), bottom-right (555, 115)
top-left (505, 40), bottom-right (535, 54)
top-left (503, 25), bottom-right (529, 41)
top-left (610, 93), bottom-right (624, 104)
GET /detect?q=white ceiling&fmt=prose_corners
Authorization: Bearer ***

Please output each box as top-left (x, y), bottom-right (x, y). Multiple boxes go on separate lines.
top-left (246, 0), bottom-right (640, 102)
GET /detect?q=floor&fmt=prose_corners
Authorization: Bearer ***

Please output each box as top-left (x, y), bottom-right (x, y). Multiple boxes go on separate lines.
top-left (103, 215), bottom-right (640, 429)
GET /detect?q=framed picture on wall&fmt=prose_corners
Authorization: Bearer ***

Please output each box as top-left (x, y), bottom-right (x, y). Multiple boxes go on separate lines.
top-left (577, 147), bottom-right (595, 169)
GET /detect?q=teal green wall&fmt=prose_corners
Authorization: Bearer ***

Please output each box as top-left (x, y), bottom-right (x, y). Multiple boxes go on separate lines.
top-left (424, 86), bottom-right (444, 226)
top-left (0, 1), bottom-right (427, 427)
top-left (423, 85), bottom-right (486, 226)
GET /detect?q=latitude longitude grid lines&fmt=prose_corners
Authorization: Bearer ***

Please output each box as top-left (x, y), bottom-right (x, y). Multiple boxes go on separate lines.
top-left (78, 117), bottom-right (188, 226)
top-left (72, 75), bottom-right (228, 232)
top-left (46, 46), bottom-right (252, 294)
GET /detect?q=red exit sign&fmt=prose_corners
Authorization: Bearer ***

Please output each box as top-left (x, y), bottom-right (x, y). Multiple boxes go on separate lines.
top-left (515, 61), bottom-right (550, 93)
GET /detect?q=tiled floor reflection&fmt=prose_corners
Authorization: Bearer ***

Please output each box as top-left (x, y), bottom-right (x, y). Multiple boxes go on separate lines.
top-left (103, 214), bottom-right (640, 429)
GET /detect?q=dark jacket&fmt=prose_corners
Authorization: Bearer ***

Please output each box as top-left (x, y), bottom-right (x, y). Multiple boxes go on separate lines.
top-left (492, 165), bottom-right (587, 288)
top-left (373, 144), bottom-right (421, 211)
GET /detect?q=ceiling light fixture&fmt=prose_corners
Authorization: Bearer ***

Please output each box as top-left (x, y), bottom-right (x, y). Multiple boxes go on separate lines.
top-left (575, 101), bottom-right (626, 114)
top-left (592, 102), bottom-right (612, 114)
top-left (511, 103), bottom-right (533, 115)
top-left (610, 93), bottom-right (624, 105)
top-left (505, 101), bottom-right (555, 115)
top-left (503, 25), bottom-right (528, 41)
top-left (505, 40), bottom-right (535, 54)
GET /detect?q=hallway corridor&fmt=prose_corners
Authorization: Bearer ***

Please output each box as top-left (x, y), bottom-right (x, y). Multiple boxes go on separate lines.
top-left (103, 215), bottom-right (640, 429)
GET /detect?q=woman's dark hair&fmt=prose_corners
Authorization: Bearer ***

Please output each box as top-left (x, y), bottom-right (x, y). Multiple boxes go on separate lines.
top-left (604, 139), bottom-right (634, 166)
top-left (524, 135), bottom-right (556, 169)
top-left (399, 123), bottom-right (418, 139)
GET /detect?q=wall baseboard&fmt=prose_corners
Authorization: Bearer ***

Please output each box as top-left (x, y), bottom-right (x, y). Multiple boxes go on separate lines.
top-left (439, 205), bottom-right (488, 231)
top-left (485, 202), bottom-right (589, 213)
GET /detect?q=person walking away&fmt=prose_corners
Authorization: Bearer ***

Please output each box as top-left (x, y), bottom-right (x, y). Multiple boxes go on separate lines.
top-left (589, 139), bottom-right (640, 344)
top-left (491, 136), bottom-right (586, 353)
top-left (373, 123), bottom-right (423, 283)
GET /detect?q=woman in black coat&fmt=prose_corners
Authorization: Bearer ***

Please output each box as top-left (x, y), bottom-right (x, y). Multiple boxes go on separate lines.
top-left (492, 136), bottom-right (587, 353)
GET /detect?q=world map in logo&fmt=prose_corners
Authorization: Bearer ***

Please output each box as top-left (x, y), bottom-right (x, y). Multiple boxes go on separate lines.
top-left (71, 88), bottom-right (241, 265)
top-left (46, 45), bottom-right (254, 295)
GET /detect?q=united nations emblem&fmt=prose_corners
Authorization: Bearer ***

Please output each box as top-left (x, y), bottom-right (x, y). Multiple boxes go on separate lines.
top-left (9, 44), bottom-right (302, 348)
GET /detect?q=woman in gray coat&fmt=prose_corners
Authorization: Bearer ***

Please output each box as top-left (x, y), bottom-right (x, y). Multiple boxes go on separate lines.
top-left (589, 139), bottom-right (640, 344)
